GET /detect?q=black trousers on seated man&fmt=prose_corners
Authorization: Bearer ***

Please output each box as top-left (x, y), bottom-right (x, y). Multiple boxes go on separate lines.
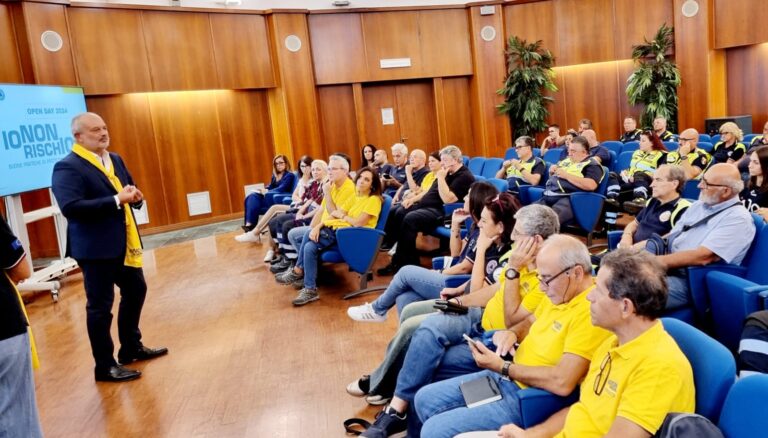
top-left (388, 206), bottom-right (444, 268)
top-left (78, 258), bottom-right (147, 371)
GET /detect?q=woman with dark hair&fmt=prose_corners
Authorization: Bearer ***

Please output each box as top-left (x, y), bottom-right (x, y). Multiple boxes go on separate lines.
top-left (241, 154), bottom-right (297, 232)
top-left (361, 144), bottom-right (377, 168)
top-left (607, 130), bottom-right (667, 204)
top-left (236, 155), bottom-right (312, 243)
top-left (741, 145), bottom-right (768, 221)
top-left (280, 167), bottom-right (384, 306)
top-left (347, 181), bottom-right (514, 323)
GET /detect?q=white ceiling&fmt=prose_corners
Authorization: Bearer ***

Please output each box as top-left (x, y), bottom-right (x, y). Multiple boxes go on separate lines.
top-left (71, 0), bottom-right (473, 11)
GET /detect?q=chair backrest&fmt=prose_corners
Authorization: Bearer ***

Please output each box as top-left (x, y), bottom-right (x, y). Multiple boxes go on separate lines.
top-left (504, 147), bottom-right (518, 160)
top-left (488, 177), bottom-right (509, 193)
top-left (543, 148), bottom-right (564, 164)
top-left (532, 148), bottom-right (542, 158)
top-left (718, 374), bottom-right (768, 437)
top-left (606, 150), bottom-right (616, 171)
top-left (570, 192), bottom-right (604, 235)
top-left (711, 134), bottom-right (721, 144)
top-left (743, 133), bottom-right (758, 144)
top-left (601, 141), bottom-right (623, 156)
top-left (744, 213), bottom-right (768, 281)
top-left (462, 156), bottom-right (470, 167)
top-left (664, 141), bottom-right (679, 151)
top-left (468, 157), bottom-right (486, 175)
top-left (698, 134), bottom-right (712, 143)
top-left (682, 180), bottom-right (701, 200)
top-left (621, 141), bottom-right (639, 154)
top-left (481, 158), bottom-right (504, 179)
top-left (616, 151), bottom-right (634, 173)
top-left (698, 141), bottom-right (714, 152)
top-left (375, 194), bottom-right (393, 231)
top-left (661, 318), bottom-right (736, 422)
top-left (597, 165), bottom-right (610, 195)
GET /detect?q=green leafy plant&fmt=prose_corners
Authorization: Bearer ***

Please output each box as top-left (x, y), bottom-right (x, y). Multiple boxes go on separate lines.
top-left (497, 36), bottom-right (557, 138)
top-left (626, 24), bottom-right (681, 132)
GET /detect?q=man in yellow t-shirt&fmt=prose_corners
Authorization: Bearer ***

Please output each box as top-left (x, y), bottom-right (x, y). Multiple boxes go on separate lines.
top-left (413, 235), bottom-right (611, 438)
top-left (464, 248), bottom-right (695, 438)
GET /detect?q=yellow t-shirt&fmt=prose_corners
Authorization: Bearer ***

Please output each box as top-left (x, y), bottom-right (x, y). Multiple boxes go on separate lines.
top-left (556, 321), bottom-right (695, 437)
top-left (513, 285), bottom-right (612, 389)
top-left (323, 195), bottom-right (382, 229)
top-left (420, 172), bottom-right (436, 192)
top-left (319, 178), bottom-right (356, 223)
top-left (481, 266), bottom-right (544, 331)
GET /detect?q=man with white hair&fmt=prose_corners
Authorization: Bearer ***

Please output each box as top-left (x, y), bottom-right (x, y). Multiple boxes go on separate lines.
top-left (383, 143), bottom-right (409, 195)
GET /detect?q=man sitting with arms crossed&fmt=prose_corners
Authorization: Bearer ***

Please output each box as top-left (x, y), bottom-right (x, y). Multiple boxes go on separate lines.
top-left (460, 248), bottom-right (695, 438)
top-left (496, 136), bottom-right (546, 195)
top-left (413, 235), bottom-right (611, 438)
top-left (393, 149), bottom-right (429, 204)
top-left (666, 128), bottom-right (710, 180)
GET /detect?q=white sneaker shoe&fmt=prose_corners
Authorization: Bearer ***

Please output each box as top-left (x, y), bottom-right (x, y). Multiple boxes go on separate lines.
top-left (263, 249), bottom-right (275, 263)
top-left (235, 233), bottom-right (259, 243)
top-left (347, 303), bottom-right (387, 323)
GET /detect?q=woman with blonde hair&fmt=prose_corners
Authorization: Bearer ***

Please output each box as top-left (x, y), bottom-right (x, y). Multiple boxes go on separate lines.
top-left (712, 122), bottom-right (747, 165)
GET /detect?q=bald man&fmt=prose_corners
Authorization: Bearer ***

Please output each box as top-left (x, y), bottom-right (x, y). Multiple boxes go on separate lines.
top-left (666, 128), bottom-right (711, 180)
top-left (581, 129), bottom-right (612, 168)
top-left (658, 163), bottom-right (754, 309)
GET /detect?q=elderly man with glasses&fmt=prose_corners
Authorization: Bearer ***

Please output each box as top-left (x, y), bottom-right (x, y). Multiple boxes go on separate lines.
top-left (666, 128), bottom-right (711, 180)
top-left (658, 163), bottom-right (755, 310)
top-left (411, 235), bottom-right (611, 438)
top-left (461, 248), bottom-right (695, 438)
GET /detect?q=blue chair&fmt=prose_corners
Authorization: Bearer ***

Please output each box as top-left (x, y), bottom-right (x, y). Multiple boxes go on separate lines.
top-left (462, 156), bottom-right (470, 167)
top-left (568, 166), bottom-right (609, 246)
top-left (481, 158), bottom-right (504, 179)
top-left (606, 150), bottom-right (616, 171)
top-left (468, 157), bottom-right (485, 175)
top-left (698, 142), bottom-right (714, 152)
top-left (326, 195), bottom-right (392, 300)
top-left (504, 148), bottom-right (518, 160)
top-left (743, 134), bottom-right (758, 144)
top-left (718, 374), bottom-right (768, 438)
top-left (488, 178), bottom-right (509, 193)
top-left (543, 148), bottom-right (564, 164)
top-left (621, 141), bottom-right (639, 154)
top-left (682, 179), bottom-right (701, 200)
top-left (517, 388), bottom-right (579, 428)
top-left (601, 141), bottom-right (623, 156)
top-left (432, 202), bottom-right (466, 240)
top-left (521, 186), bottom-right (545, 205)
top-left (699, 134), bottom-right (712, 143)
top-left (615, 151), bottom-right (634, 173)
top-left (663, 141), bottom-right (679, 151)
top-left (532, 148), bottom-right (542, 158)
top-left (704, 219), bottom-right (768, 352)
top-left (661, 318), bottom-right (736, 422)
top-left (712, 134), bottom-right (721, 144)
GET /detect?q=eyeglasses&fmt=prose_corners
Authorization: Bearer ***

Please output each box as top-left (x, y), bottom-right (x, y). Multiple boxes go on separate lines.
top-left (719, 131), bottom-right (731, 135)
top-left (536, 265), bottom-right (575, 288)
top-left (275, 161), bottom-right (286, 165)
top-left (678, 137), bottom-right (694, 142)
top-left (699, 177), bottom-right (731, 189)
top-left (593, 351), bottom-right (612, 395)
top-left (514, 145), bottom-right (531, 150)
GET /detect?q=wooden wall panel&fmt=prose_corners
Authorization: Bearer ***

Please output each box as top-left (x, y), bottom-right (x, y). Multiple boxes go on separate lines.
top-left (396, 81), bottom-right (438, 150)
top-left (362, 11), bottom-right (422, 81)
top-left (560, 62), bottom-right (622, 141)
top-left (18, 2), bottom-right (77, 85)
top-left (555, 0), bottom-right (615, 66)
top-left (147, 91), bottom-right (231, 223)
top-left (615, 59), bottom-right (642, 129)
top-left (308, 13), bottom-right (368, 85)
top-left (362, 84), bottom-right (401, 150)
top-left (0, 4), bottom-right (23, 83)
top-left (142, 11), bottom-right (219, 91)
top-left (209, 14), bottom-right (275, 89)
top-left (419, 9), bottom-right (472, 77)
top-left (441, 77), bottom-right (475, 155)
top-left (727, 45), bottom-right (768, 133)
top-left (714, 0), bottom-right (768, 49)
top-left (613, 0), bottom-right (674, 59)
top-left (503, 1), bottom-right (559, 61)
top-left (215, 91), bottom-right (275, 210)
top-left (69, 8), bottom-right (152, 95)
top-left (85, 94), bottom-right (170, 228)
top-left (317, 85), bottom-right (359, 167)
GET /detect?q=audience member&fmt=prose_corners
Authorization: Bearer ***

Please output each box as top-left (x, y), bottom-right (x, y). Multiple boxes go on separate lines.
top-left (581, 129), bottom-right (612, 167)
top-left (578, 118), bottom-right (592, 133)
top-left (538, 136), bottom-right (604, 225)
top-left (540, 124), bottom-right (564, 154)
top-left (347, 181), bottom-right (500, 322)
top-left (619, 116), bottom-right (642, 143)
top-left (666, 128), bottom-right (710, 180)
top-left (737, 121), bottom-right (768, 176)
top-left (659, 163), bottom-right (755, 309)
top-left (461, 249), bottom-right (694, 438)
top-left (382, 143), bottom-right (408, 195)
top-left (653, 116), bottom-right (675, 141)
top-left (393, 149), bottom-right (429, 203)
top-left (418, 151), bottom-right (440, 194)
top-left (496, 136), bottom-right (546, 194)
top-left (712, 121), bottom-right (747, 165)
top-left (607, 130), bottom-right (667, 204)
top-left (361, 143), bottom-right (377, 168)
top-left (280, 167), bottom-right (383, 306)
top-left (373, 149), bottom-right (393, 176)
top-left (378, 145), bottom-right (474, 275)
top-left (750, 121), bottom-right (768, 147)
top-left (740, 146), bottom-right (768, 221)
top-left (241, 154), bottom-right (297, 232)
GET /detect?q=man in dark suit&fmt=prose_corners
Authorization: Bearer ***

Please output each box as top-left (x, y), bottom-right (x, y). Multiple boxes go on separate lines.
top-left (52, 112), bottom-right (167, 383)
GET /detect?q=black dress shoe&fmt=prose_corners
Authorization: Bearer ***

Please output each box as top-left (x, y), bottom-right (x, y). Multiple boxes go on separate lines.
top-left (376, 263), bottom-right (399, 276)
top-left (118, 345), bottom-right (169, 364)
top-left (95, 365), bottom-right (141, 382)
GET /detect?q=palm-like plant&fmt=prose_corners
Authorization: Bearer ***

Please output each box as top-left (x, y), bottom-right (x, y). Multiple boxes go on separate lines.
top-left (497, 37), bottom-right (557, 138)
top-left (626, 24), bottom-right (681, 132)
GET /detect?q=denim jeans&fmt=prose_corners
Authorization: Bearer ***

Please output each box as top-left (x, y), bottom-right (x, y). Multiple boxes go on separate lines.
top-left (415, 369), bottom-right (524, 438)
top-left (666, 274), bottom-right (690, 310)
top-left (244, 192), bottom-right (265, 224)
top-left (287, 226), bottom-right (310, 266)
top-left (300, 227), bottom-right (337, 290)
top-left (371, 266), bottom-right (447, 316)
top-left (0, 332), bottom-right (43, 438)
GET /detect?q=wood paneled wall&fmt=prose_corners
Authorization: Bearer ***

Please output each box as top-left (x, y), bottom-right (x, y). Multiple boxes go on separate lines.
top-left (726, 44), bottom-right (768, 132)
top-left (714, 0), bottom-right (768, 49)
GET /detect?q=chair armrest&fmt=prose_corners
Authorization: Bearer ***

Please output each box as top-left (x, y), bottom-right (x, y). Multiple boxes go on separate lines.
top-left (336, 227), bottom-right (385, 275)
top-left (432, 256), bottom-right (459, 270)
top-left (443, 203), bottom-right (464, 216)
top-left (274, 194), bottom-right (292, 205)
top-left (607, 231), bottom-right (622, 251)
top-left (760, 290), bottom-right (768, 309)
top-left (518, 387), bottom-right (579, 429)
top-left (687, 264), bottom-right (747, 317)
top-left (445, 274), bottom-right (471, 288)
top-left (527, 187), bottom-right (545, 203)
top-left (705, 271), bottom-right (768, 351)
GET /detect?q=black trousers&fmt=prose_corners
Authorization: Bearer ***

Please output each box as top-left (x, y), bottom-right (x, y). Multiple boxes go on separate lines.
top-left (391, 207), bottom-right (444, 267)
top-left (78, 259), bottom-right (147, 371)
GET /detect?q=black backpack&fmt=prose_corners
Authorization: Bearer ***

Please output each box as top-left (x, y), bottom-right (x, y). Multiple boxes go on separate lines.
top-left (739, 310), bottom-right (768, 377)
top-left (653, 413), bottom-right (724, 438)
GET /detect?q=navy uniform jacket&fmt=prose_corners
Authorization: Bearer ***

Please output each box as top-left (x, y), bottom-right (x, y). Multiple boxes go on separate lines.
top-left (52, 151), bottom-right (143, 261)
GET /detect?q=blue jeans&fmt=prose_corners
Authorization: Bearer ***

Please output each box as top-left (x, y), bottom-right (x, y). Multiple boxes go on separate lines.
top-left (666, 274), bottom-right (689, 310)
top-left (0, 332), bottom-right (43, 438)
top-left (415, 369), bottom-right (524, 438)
top-left (244, 192), bottom-right (265, 225)
top-left (300, 227), bottom-right (337, 290)
top-left (371, 266), bottom-right (447, 316)
top-left (287, 226), bottom-right (310, 264)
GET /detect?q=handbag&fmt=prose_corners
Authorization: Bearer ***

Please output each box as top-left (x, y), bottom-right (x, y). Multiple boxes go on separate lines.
top-left (645, 202), bottom-right (739, 256)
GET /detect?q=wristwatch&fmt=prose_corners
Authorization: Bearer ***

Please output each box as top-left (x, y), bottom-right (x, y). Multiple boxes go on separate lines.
top-left (501, 360), bottom-right (512, 378)
top-left (505, 268), bottom-right (520, 281)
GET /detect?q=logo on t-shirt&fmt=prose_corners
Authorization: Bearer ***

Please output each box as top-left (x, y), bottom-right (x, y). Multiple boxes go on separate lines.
top-left (659, 211), bottom-right (672, 223)
top-left (11, 239), bottom-right (22, 251)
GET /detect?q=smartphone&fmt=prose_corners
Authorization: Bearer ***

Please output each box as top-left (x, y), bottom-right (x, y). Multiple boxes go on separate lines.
top-left (382, 173), bottom-right (392, 179)
top-left (463, 334), bottom-right (479, 346)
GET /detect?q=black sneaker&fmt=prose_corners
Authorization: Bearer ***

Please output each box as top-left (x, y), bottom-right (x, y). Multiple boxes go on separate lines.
top-left (376, 263), bottom-right (398, 276)
top-left (623, 198), bottom-right (647, 215)
top-left (360, 406), bottom-right (407, 438)
top-left (270, 258), bottom-right (292, 274)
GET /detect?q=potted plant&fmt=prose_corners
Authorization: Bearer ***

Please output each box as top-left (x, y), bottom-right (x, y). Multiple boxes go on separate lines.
top-left (497, 36), bottom-right (557, 139)
top-left (626, 24), bottom-right (681, 132)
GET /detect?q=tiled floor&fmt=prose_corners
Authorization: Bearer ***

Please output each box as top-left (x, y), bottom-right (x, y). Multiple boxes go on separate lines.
top-left (141, 219), bottom-right (241, 250)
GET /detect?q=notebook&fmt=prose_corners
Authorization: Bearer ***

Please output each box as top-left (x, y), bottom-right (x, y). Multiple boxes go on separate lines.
top-left (460, 374), bottom-right (502, 408)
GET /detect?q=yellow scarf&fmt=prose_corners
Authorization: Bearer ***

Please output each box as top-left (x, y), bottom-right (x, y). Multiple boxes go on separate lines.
top-left (72, 144), bottom-right (143, 268)
top-left (7, 273), bottom-right (39, 369)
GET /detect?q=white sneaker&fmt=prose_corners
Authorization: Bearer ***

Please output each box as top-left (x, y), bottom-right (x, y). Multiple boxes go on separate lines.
top-left (263, 249), bottom-right (275, 263)
top-left (365, 394), bottom-right (392, 406)
top-left (235, 233), bottom-right (259, 243)
top-left (347, 303), bottom-right (387, 323)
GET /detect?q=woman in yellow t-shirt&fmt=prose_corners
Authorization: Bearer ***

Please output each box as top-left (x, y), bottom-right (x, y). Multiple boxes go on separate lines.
top-left (290, 167), bottom-right (384, 306)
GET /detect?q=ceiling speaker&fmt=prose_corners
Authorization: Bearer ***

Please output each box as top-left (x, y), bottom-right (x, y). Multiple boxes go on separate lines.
top-left (40, 30), bottom-right (63, 52)
top-left (681, 0), bottom-right (699, 18)
top-left (480, 26), bottom-right (496, 42)
top-left (285, 35), bottom-right (302, 53)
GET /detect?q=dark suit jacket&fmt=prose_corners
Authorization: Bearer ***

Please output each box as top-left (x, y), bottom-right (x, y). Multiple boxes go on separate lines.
top-left (52, 151), bottom-right (142, 260)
